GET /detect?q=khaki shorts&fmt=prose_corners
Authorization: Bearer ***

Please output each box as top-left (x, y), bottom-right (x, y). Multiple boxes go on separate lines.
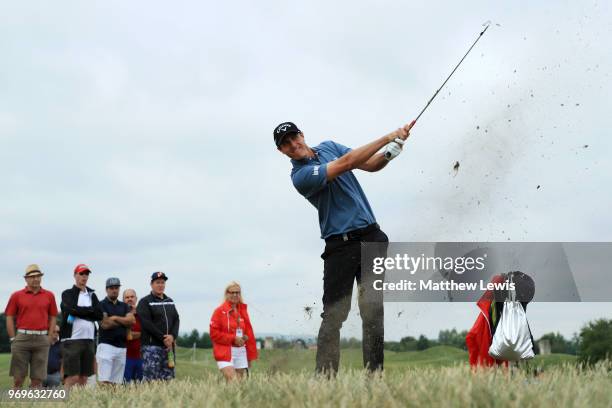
top-left (10, 333), bottom-right (50, 381)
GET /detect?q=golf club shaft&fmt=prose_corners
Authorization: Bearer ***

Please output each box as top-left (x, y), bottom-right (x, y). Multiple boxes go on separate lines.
top-left (414, 24), bottom-right (490, 123)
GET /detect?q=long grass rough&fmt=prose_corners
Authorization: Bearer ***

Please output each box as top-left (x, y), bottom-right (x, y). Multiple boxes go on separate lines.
top-left (4, 363), bottom-right (611, 408)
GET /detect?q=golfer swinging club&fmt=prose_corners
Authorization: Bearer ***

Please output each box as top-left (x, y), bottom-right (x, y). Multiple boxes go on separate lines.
top-left (274, 119), bottom-right (415, 374)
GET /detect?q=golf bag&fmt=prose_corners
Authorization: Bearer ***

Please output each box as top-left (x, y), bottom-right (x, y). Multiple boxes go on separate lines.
top-left (488, 275), bottom-right (535, 361)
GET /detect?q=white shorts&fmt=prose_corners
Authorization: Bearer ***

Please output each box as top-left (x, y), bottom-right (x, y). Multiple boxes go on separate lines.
top-left (217, 346), bottom-right (248, 370)
top-left (96, 343), bottom-right (127, 384)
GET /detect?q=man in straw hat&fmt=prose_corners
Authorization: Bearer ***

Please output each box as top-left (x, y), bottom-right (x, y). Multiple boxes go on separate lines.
top-left (4, 264), bottom-right (58, 388)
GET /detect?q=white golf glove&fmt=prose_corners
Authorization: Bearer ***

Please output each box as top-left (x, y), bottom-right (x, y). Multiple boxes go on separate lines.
top-left (384, 138), bottom-right (405, 161)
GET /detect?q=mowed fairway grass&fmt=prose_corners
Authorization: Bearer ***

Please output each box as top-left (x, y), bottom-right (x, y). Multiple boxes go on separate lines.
top-left (1, 347), bottom-right (610, 407)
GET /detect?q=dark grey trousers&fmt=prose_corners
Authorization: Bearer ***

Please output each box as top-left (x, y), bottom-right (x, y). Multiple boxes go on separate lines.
top-left (316, 227), bottom-right (388, 374)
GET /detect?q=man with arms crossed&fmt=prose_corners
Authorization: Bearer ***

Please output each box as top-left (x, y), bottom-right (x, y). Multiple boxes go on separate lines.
top-left (97, 278), bottom-right (134, 385)
top-left (122, 288), bottom-right (143, 383)
top-left (60, 264), bottom-right (103, 388)
top-left (274, 120), bottom-right (414, 375)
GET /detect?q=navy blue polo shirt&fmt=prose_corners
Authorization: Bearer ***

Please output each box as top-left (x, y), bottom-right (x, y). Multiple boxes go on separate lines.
top-left (291, 140), bottom-right (376, 238)
top-left (47, 342), bottom-right (62, 374)
top-left (98, 298), bottom-right (130, 348)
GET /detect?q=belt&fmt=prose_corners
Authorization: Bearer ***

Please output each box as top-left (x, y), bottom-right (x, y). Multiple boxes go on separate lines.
top-left (325, 223), bottom-right (380, 242)
top-left (17, 329), bottom-right (48, 335)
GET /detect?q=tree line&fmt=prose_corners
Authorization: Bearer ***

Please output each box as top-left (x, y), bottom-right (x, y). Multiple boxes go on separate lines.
top-left (1, 314), bottom-right (610, 364)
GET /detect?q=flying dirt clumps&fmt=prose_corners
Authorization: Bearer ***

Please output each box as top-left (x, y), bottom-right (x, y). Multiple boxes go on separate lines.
top-left (453, 161), bottom-right (460, 176)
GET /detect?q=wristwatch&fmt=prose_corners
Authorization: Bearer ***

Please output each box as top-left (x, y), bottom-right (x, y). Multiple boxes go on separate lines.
top-left (9, 337), bottom-right (15, 343)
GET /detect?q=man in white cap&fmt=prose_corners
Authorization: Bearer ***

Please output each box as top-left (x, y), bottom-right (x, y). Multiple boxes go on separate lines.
top-left (5, 264), bottom-right (58, 388)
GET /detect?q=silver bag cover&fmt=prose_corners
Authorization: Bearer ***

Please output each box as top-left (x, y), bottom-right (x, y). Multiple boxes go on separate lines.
top-left (488, 277), bottom-right (535, 361)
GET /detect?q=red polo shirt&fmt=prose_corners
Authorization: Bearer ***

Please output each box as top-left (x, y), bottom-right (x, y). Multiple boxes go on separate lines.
top-left (5, 287), bottom-right (58, 331)
top-left (126, 314), bottom-right (142, 359)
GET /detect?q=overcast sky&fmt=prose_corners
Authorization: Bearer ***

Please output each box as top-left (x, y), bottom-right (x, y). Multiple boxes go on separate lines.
top-left (1, 1), bottom-right (611, 341)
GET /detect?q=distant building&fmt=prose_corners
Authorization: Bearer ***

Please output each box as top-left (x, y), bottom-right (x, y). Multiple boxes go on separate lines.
top-left (293, 339), bottom-right (307, 350)
top-left (538, 339), bottom-right (551, 355)
top-left (264, 337), bottom-right (275, 350)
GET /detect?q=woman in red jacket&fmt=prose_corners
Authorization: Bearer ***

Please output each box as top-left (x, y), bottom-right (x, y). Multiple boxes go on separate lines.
top-left (209, 281), bottom-right (257, 381)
